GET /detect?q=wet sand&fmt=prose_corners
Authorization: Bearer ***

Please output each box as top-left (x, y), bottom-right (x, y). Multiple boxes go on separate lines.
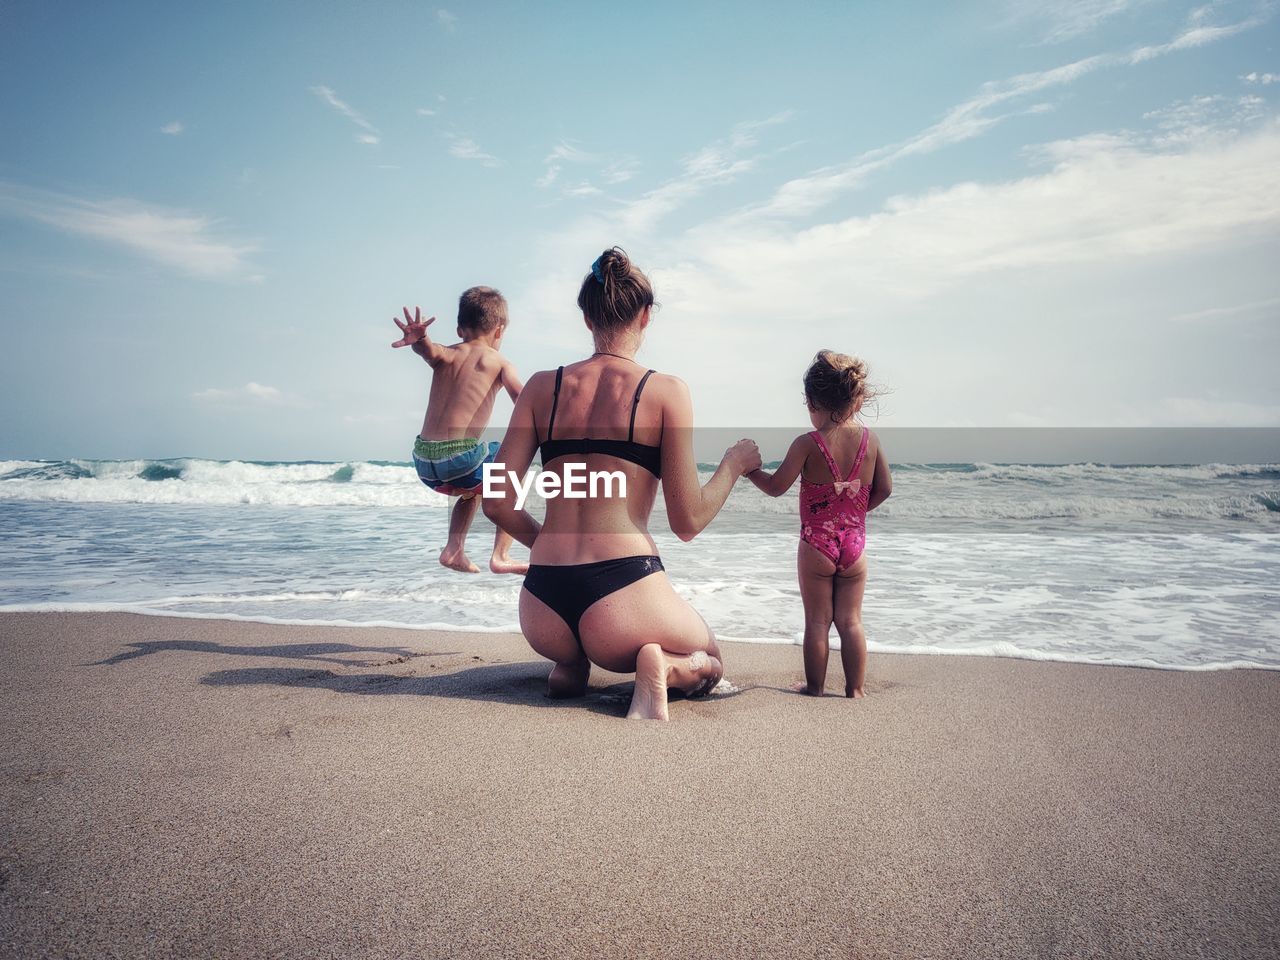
top-left (1, 611), bottom-right (1277, 959)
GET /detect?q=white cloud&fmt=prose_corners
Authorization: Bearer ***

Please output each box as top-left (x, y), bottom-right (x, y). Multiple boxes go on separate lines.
top-left (160, 121), bottom-right (184, 136)
top-left (546, 141), bottom-right (599, 165)
top-left (564, 181), bottom-right (603, 198)
top-left (1004, 0), bottom-right (1157, 43)
top-left (1167, 296), bottom-right (1280, 323)
top-left (601, 159), bottom-right (641, 184)
top-left (417, 107), bottom-right (437, 117)
top-left (1141, 93), bottom-right (1267, 146)
top-left (310, 84), bottom-right (381, 145)
top-left (737, 6), bottom-right (1270, 223)
top-left (535, 140), bottom-right (643, 193)
top-left (437, 9), bottom-right (458, 29)
top-left (536, 165), bottom-right (561, 189)
top-left (515, 112), bottom-right (1280, 425)
top-left (445, 134), bottom-right (501, 167)
top-left (613, 111), bottom-right (793, 232)
top-left (1241, 71), bottom-right (1279, 84)
top-left (675, 120), bottom-right (1280, 309)
top-left (537, 141), bottom-right (595, 190)
top-left (0, 181), bottom-right (259, 279)
top-left (193, 382), bottom-right (293, 405)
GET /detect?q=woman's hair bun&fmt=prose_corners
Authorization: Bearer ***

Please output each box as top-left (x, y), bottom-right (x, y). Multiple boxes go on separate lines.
top-left (578, 246), bottom-right (655, 332)
top-left (595, 246), bottom-right (630, 283)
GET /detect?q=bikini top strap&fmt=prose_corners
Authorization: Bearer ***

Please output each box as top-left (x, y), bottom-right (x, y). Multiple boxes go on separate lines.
top-left (628, 370), bottom-right (656, 441)
top-left (546, 367), bottom-right (564, 442)
top-left (809, 431), bottom-right (842, 482)
top-left (848, 427), bottom-right (870, 480)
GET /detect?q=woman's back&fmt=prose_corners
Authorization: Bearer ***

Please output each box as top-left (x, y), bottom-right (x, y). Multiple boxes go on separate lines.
top-left (528, 358), bottom-right (666, 564)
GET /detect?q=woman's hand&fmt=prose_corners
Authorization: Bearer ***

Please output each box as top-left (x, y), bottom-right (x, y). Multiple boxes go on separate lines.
top-left (724, 439), bottom-right (762, 477)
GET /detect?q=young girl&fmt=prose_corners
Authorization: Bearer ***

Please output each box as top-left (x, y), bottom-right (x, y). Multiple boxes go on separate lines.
top-left (748, 350), bottom-right (892, 698)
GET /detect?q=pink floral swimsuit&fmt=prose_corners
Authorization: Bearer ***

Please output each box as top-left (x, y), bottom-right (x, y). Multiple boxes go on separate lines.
top-left (799, 428), bottom-right (871, 571)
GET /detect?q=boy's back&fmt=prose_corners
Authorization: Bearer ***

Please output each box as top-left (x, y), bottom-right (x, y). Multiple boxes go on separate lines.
top-left (419, 338), bottom-right (515, 440)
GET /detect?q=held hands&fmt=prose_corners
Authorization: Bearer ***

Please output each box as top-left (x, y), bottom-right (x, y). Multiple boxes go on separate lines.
top-left (391, 306), bottom-right (435, 349)
top-left (725, 438), bottom-right (762, 477)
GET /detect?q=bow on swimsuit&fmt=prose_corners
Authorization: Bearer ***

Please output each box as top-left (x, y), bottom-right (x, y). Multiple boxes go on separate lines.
top-left (522, 366), bottom-right (665, 643)
top-left (799, 427), bottom-right (871, 572)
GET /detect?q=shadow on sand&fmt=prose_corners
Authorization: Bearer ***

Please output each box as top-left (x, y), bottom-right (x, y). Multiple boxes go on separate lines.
top-left (88, 638), bottom-right (456, 669)
top-left (199, 662), bottom-right (641, 717)
top-left (93, 637), bottom-right (751, 716)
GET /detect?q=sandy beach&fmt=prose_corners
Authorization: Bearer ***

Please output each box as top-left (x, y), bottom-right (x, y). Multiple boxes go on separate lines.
top-left (1, 611), bottom-right (1277, 959)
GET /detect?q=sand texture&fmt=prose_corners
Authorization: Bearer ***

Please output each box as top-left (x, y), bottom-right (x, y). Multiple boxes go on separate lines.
top-left (1, 612), bottom-right (1278, 959)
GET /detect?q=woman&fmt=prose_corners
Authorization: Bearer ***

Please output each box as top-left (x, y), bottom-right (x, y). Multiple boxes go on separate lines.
top-left (483, 247), bottom-right (760, 720)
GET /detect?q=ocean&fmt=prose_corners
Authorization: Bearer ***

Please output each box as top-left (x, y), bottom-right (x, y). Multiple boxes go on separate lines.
top-left (2, 457), bottom-right (1278, 671)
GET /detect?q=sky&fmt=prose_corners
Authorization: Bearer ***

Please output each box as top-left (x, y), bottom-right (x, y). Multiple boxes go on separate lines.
top-left (1, 0), bottom-right (1278, 460)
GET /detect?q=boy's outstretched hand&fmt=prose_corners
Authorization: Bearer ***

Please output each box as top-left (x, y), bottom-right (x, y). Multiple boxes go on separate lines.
top-left (391, 306), bottom-right (435, 348)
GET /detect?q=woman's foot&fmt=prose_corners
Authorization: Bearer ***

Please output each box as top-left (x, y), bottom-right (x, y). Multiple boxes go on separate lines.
top-left (439, 546), bottom-right (480, 573)
top-left (627, 644), bottom-right (671, 720)
top-left (669, 649), bottom-right (724, 698)
top-left (845, 686), bottom-right (866, 699)
top-left (627, 644), bottom-right (723, 720)
top-left (547, 659), bottom-right (590, 699)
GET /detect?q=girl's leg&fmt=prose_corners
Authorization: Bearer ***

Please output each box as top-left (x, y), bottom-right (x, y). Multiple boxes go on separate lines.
top-left (833, 556), bottom-right (869, 698)
top-left (796, 540), bottom-right (837, 696)
top-left (440, 494), bottom-right (480, 573)
top-left (518, 590), bottom-right (591, 698)
top-left (488, 526), bottom-right (528, 575)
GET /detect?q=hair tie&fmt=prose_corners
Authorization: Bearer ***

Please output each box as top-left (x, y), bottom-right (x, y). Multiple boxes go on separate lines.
top-left (591, 256), bottom-right (605, 284)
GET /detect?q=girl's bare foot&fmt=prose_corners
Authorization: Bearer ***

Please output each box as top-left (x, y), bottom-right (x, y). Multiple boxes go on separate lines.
top-left (489, 552), bottom-right (529, 575)
top-left (846, 686), bottom-right (866, 699)
top-left (439, 547), bottom-right (480, 573)
top-left (547, 659), bottom-right (590, 698)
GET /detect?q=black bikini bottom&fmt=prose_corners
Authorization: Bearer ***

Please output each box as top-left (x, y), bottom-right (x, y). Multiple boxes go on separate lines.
top-left (522, 555), bottom-right (665, 643)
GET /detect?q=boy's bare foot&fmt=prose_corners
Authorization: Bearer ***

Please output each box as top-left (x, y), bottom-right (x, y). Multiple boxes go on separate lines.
top-left (627, 645), bottom-right (723, 720)
top-left (846, 686), bottom-right (866, 699)
top-left (439, 547), bottom-right (480, 574)
top-left (489, 553), bottom-right (529, 575)
top-left (791, 680), bottom-right (825, 696)
top-left (547, 659), bottom-right (590, 698)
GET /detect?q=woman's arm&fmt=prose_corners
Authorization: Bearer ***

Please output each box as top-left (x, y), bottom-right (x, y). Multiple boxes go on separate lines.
top-left (481, 372), bottom-right (545, 547)
top-left (746, 434), bottom-right (809, 497)
top-left (659, 377), bottom-right (760, 542)
top-left (867, 432), bottom-right (892, 511)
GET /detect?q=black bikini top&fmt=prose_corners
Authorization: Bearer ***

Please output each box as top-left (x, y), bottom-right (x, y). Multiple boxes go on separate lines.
top-left (537, 366), bottom-right (662, 478)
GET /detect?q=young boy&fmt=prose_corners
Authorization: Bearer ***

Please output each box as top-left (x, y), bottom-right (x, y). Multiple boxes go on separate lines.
top-left (392, 286), bottom-right (526, 575)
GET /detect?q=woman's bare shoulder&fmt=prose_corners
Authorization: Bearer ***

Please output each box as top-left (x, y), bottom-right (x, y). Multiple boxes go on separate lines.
top-left (522, 368), bottom-right (558, 392)
top-left (645, 371), bottom-right (689, 398)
